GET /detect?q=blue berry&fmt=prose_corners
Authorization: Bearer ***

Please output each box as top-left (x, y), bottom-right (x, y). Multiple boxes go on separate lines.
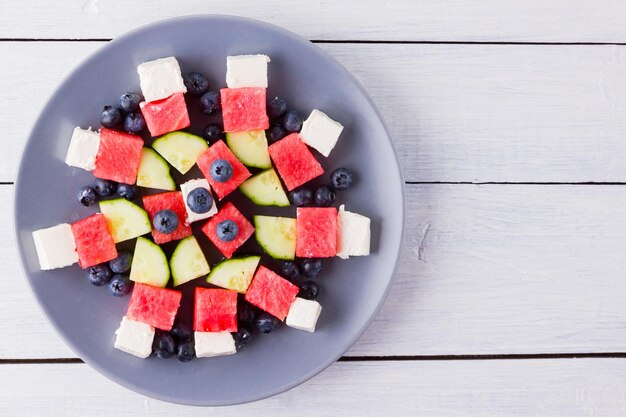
top-left (267, 97), bottom-right (287, 119)
top-left (119, 92), bottom-right (142, 113)
top-left (331, 168), bottom-right (354, 191)
top-left (183, 72), bottom-right (209, 97)
top-left (289, 188), bottom-right (313, 207)
top-left (200, 91), bottom-right (221, 115)
top-left (267, 124), bottom-right (287, 143)
top-left (176, 339), bottom-right (195, 362)
top-left (77, 186), bottom-right (97, 207)
top-left (314, 185), bottom-right (336, 207)
top-left (299, 280), bottom-right (319, 300)
top-left (170, 321), bottom-right (193, 342)
top-left (255, 312), bottom-right (281, 334)
top-left (123, 112), bottom-right (146, 133)
top-left (187, 187), bottom-right (213, 214)
top-left (100, 105), bottom-right (123, 128)
top-left (233, 326), bottom-right (253, 350)
top-left (281, 261), bottom-right (301, 281)
top-left (238, 302), bottom-right (257, 325)
top-left (94, 178), bottom-right (116, 197)
top-left (153, 331), bottom-right (177, 358)
top-left (301, 258), bottom-right (322, 278)
top-left (202, 123), bottom-right (223, 142)
top-left (209, 159), bottom-right (233, 183)
top-left (283, 110), bottom-right (303, 132)
top-left (108, 274), bottom-right (133, 296)
top-left (153, 209), bottom-right (179, 234)
top-left (116, 183), bottom-right (138, 201)
top-left (216, 220), bottom-right (238, 242)
top-left (87, 264), bottom-right (112, 286)
top-left (109, 251), bottom-right (133, 273)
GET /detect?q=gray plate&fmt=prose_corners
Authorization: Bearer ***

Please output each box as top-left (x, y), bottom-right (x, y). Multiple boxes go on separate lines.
top-left (13, 15), bottom-right (405, 406)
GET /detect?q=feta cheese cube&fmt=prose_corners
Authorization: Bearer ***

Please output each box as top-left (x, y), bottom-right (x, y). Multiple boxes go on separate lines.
top-left (137, 57), bottom-right (187, 102)
top-left (286, 297), bottom-right (322, 332)
top-left (32, 223), bottom-right (78, 270)
top-left (226, 54), bottom-right (270, 88)
top-left (180, 178), bottom-right (218, 223)
top-left (194, 331), bottom-right (237, 358)
top-left (299, 109), bottom-right (344, 157)
top-left (336, 205), bottom-right (371, 259)
top-left (65, 127), bottom-right (100, 171)
top-left (114, 316), bottom-right (155, 358)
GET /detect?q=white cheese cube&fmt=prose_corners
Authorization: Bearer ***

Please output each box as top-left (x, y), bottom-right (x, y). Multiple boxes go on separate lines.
top-left (114, 316), bottom-right (155, 358)
top-left (286, 297), bottom-right (322, 332)
top-left (336, 205), bottom-right (371, 259)
top-left (65, 127), bottom-right (100, 171)
top-left (194, 331), bottom-right (237, 358)
top-left (226, 54), bottom-right (270, 88)
top-left (137, 57), bottom-right (187, 102)
top-left (32, 223), bottom-right (78, 270)
top-left (299, 109), bottom-right (344, 157)
top-left (180, 178), bottom-right (218, 223)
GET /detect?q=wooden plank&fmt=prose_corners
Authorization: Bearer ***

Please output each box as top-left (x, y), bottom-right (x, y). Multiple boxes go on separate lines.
top-left (2, 359), bottom-right (626, 416)
top-left (4, 0), bottom-right (626, 42)
top-left (5, 183), bottom-right (626, 358)
top-left (6, 42), bottom-right (626, 183)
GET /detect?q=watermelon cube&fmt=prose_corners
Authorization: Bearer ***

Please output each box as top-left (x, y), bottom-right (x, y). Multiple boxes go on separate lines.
top-left (220, 87), bottom-right (269, 132)
top-left (268, 133), bottom-right (324, 191)
top-left (70, 213), bottom-right (117, 268)
top-left (193, 287), bottom-right (238, 332)
top-left (140, 92), bottom-right (190, 137)
top-left (197, 140), bottom-right (251, 199)
top-left (93, 128), bottom-right (143, 184)
top-left (142, 191), bottom-right (192, 244)
top-left (296, 207), bottom-right (337, 258)
top-left (126, 283), bottom-right (182, 331)
top-left (201, 202), bottom-right (254, 259)
top-left (244, 266), bottom-right (299, 320)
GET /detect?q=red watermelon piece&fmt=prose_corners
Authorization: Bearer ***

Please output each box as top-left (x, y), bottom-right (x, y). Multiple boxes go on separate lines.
top-left (140, 92), bottom-right (190, 137)
top-left (197, 140), bottom-right (251, 199)
top-left (126, 283), bottom-right (182, 331)
top-left (142, 191), bottom-right (192, 244)
top-left (70, 213), bottom-right (117, 268)
top-left (296, 207), bottom-right (337, 258)
top-left (244, 266), bottom-right (299, 320)
top-left (93, 128), bottom-right (143, 184)
top-left (268, 133), bottom-right (324, 191)
top-left (220, 87), bottom-right (269, 132)
top-left (193, 287), bottom-right (238, 332)
top-left (201, 202), bottom-right (254, 259)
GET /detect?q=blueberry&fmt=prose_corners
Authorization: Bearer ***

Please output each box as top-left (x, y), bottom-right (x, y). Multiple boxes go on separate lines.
top-left (267, 97), bottom-right (287, 119)
top-left (87, 264), bottom-right (112, 286)
top-left (176, 339), bottom-right (195, 362)
top-left (100, 105), bottom-right (123, 128)
top-left (170, 321), bottom-right (193, 342)
top-left (301, 258), bottom-right (323, 278)
top-left (123, 112), bottom-right (146, 133)
top-left (267, 124), bottom-right (287, 143)
top-left (299, 280), bottom-right (320, 300)
top-left (281, 261), bottom-right (301, 281)
top-left (331, 168), bottom-right (354, 191)
top-left (255, 312), bottom-right (281, 334)
top-left (282, 110), bottom-right (303, 132)
top-left (289, 188), bottom-right (313, 207)
top-left (186, 187), bottom-right (213, 214)
top-left (77, 186), bottom-right (97, 207)
top-left (94, 178), bottom-right (116, 197)
top-left (109, 251), bottom-right (133, 273)
top-left (209, 159), bottom-right (233, 183)
top-left (151, 331), bottom-right (177, 358)
top-left (216, 220), bottom-right (238, 242)
top-left (108, 274), bottom-right (133, 297)
top-left (233, 326), bottom-right (253, 350)
top-left (116, 183), bottom-right (138, 201)
top-left (119, 92), bottom-right (142, 113)
top-left (199, 91), bottom-right (221, 115)
top-left (237, 302), bottom-right (257, 325)
top-left (183, 72), bottom-right (209, 97)
top-left (153, 209), bottom-right (179, 234)
top-left (314, 185), bottom-right (336, 207)
top-left (202, 123), bottom-right (223, 142)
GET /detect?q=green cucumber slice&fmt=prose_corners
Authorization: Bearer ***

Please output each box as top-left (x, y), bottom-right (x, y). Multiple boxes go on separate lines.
top-left (239, 169), bottom-right (289, 207)
top-left (136, 147), bottom-right (176, 191)
top-left (254, 215), bottom-right (296, 260)
top-left (153, 131), bottom-right (208, 174)
top-left (170, 236), bottom-right (210, 286)
top-left (225, 130), bottom-right (271, 169)
top-left (129, 237), bottom-right (170, 287)
top-left (99, 198), bottom-right (151, 243)
top-left (206, 256), bottom-right (261, 293)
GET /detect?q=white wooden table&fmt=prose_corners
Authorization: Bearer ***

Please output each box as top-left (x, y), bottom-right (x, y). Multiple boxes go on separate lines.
top-left (4, 1), bottom-right (626, 415)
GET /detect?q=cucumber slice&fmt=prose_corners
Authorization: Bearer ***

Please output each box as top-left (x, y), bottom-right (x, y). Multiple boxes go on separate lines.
top-left (129, 237), bottom-right (170, 287)
top-left (206, 256), bottom-right (260, 293)
top-left (226, 130), bottom-right (271, 169)
top-left (99, 198), bottom-right (151, 243)
top-left (170, 236), bottom-right (210, 286)
top-left (137, 147), bottom-right (176, 191)
top-left (153, 131), bottom-right (208, 174)
top-left (239, 169), bottom-right (289, 207)
top-left (254, 215), bottom-right (296, 260)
